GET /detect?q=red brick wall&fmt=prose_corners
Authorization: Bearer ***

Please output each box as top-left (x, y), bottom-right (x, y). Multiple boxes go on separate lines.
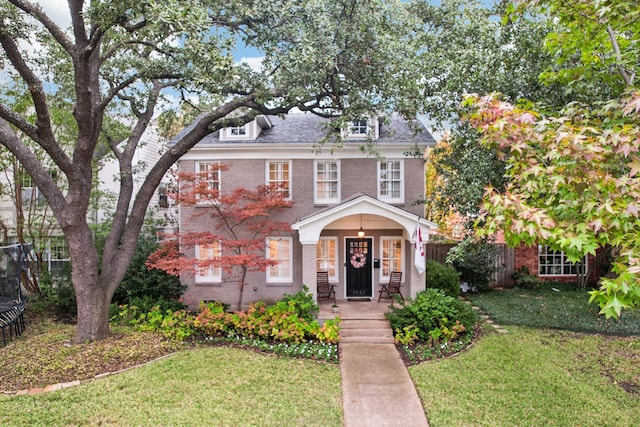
top-left (514, 245), bottom-right (609, 285)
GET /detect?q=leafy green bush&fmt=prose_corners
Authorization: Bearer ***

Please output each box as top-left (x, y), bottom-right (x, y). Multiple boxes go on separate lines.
top-left (446, 236), bottom-right (501, 291)
top-left (280, 285), bottom-right (319, 322)
top-left (194, 299), bottom-right (339, 344)
top-left (387, 288), bottom-right (477, 344)
top-left (29, 269), bottom-right (77, 316)
top-left (426, 260), bottom-right (461, 297)
top-left (111, 230), bottom-right (185, 310)
top-left (512, 266), bottom-right (543, 289)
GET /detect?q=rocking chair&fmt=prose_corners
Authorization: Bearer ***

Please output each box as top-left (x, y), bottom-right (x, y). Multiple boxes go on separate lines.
top-left (378, 271), bottom-right (404, 302)
top-left (316, 271), bottom-right (336, 304)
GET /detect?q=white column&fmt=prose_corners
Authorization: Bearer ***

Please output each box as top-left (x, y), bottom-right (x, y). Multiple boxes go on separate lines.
top-left (301, 243), bottom-right (318, 301)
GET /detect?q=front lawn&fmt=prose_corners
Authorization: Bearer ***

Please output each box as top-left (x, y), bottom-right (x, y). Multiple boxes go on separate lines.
top-left (0, 345), bottom-right (342, 426)
top-left (409, 285), bottom-right (640, 426)
top-left (466, 284), bottom-right (640, 334)
top-left (411, 325), bottom-right (640, 426)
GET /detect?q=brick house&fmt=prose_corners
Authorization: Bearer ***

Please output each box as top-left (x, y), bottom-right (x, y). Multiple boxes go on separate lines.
top-left (513, 245), bottom-right (609, 286)
top-left (172, 112), bottom-right (437, 309)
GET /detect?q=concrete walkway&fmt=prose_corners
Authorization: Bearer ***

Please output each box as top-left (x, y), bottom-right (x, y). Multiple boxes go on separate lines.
top-left (319, 300), bottom-right (429, 427)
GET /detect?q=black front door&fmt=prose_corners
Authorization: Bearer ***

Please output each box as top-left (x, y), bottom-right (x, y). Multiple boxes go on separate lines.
top-left (346, 238), bottom-right (373, 298)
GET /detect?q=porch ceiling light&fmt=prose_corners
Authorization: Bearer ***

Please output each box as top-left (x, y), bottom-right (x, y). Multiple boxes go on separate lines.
top-left (358, 214), bottom-right (365, 238)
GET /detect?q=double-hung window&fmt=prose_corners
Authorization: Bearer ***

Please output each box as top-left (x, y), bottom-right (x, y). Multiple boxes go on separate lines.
top-left (538, 245), bottom-right (587, 276)
top-left (45, 237), bottom-right (70, 277)
top-left (381, 237), bottom-right (403, 279)
top-left (378, 160), bottom-right (403, 203)
top-left (267, 161), bottom-right (291, 199)
top-left (316, 237), bottom-right (338, 281)
top-left (314, 160), bottom-right (340, 204)
top-left (195, 161), bottom-right (221, 203)
top-left (266, 237), bottom-right (292, 282)
top-left (195, 242), bottom-right (222, 283)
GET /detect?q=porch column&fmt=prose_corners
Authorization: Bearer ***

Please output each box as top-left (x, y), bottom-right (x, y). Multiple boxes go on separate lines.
top-left (409, 243), bottom-right (426, 299)
top-left (301, 243), bottom-right (318, 302)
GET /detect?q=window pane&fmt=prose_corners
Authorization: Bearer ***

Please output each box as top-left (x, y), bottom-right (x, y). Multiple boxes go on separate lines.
top-left (316, 161), bottom-right (339, 202)
top-left (195, 242), bottom-right (221, 282)
top-left (268, 162), bottom-right (291, 198)
top-left (381, 238), bottom-right (402, 277)
top-left (538, 245), bottom-right (586, 276)
top-left (197, 161), bottom-right (220, 198)
top-left (317, 238), bottom-right (337, 279)
top-left (230, 126), bottom-right (246, 135)
top-left (267, 237), bottom-right (292, 281)
top-left (379, 161), bottom-right (402, 200)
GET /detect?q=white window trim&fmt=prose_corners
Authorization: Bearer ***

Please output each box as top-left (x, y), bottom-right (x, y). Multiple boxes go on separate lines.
top-left (220, 123), bottom-right (250, 140)
top-left (345, 116), bottom-right (379, 140)
top-left (379, 237), bottom-right (404, 281)
top-left (265, 160), bottom-right (292, 200)
top-left (348, 118), bottom-right (369, 138)
top-left (317, 236), bottom-right (339, 282)
top-left (194, 243), bottom-right (222, 283)
top-left (538, 245), bottom-right (587, 276)
top-left (377, 159), bottom-right (404, 203)
top-left (195, 160), bottom-right (221, 205)
top-left (314, 160), bottom-right (341, 204)
top-left (44, 237), bottom-right (70, 276)
top-left (266, 237), bottom-right (293, 283)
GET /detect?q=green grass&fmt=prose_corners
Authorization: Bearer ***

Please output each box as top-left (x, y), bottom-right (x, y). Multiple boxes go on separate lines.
top-left (410, 325), bottom-right (640, 427)
top-left (0, 346), bottom-right (342, 426)
top-left (466, 284), bottom-right (640, 334)
top-left (3, 286), bottom-right (639, 426)
top-left (409, 285), bottom-right (640, 426)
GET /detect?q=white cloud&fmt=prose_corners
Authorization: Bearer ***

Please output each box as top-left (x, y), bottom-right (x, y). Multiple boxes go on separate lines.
top-left (239, 56), bottom-right (264, 72)
top-left (36, 0), bottom-right (71, 28)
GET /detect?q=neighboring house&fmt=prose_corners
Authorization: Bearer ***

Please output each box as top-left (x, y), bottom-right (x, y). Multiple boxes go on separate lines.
top-left (172, 112), bottom-right (437, 308)
top-left (514, 245), bottom-right (608, 285)
top-left (0, 124), bottom-right (171, 277)
top-left (96, 124), bottom-right (175, 226)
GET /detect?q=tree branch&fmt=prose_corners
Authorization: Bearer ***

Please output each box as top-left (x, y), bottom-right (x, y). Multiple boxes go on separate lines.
top-left (7, 0), bottom-right (75, 54)
top-left (606, 25), bottom-right (635, 87)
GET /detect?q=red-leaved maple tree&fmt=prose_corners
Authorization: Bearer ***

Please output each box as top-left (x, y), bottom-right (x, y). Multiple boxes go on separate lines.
top-left (147, 167), bottom-right (293, 311)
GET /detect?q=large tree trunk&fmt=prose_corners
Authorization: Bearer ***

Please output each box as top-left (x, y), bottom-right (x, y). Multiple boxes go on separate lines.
top-left (65, 215), bottom-right (119, 342)
top-left (74, 275), bottom-right (112, 342)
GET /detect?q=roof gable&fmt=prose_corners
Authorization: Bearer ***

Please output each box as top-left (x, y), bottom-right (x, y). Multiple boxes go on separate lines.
top-left (291, 194), bottom-right (437, 244)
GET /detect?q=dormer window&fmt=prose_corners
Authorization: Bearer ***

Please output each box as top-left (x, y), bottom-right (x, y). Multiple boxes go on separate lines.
top-left (229, 125), bottom-right (246, 136)
top-left (350, 119), bottom-right (368, 136)
top-left (345, 115), bottom-right (378, 139)
top-left (220, 123), bottom-right (252, 140)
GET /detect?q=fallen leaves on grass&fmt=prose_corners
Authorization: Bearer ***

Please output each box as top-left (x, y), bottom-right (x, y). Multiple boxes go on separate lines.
top-left (0, 313), bottom-right (185, 392)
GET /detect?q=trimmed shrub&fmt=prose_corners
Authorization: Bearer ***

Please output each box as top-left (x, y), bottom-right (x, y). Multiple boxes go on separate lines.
top-left (387, 288), bottom-right (477, 344)
top-left (426, 260), bottom-right (461, 297)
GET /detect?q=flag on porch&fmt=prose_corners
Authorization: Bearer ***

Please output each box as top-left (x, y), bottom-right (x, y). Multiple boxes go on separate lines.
top-left (413, 222), bottom-right (425, 274)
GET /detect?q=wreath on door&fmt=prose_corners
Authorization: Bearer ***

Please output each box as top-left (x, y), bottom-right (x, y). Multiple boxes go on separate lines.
top-left (350, 250), bottom-right (367, 269)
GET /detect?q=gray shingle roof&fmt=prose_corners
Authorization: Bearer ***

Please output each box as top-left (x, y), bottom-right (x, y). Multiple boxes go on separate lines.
top-left (169, 112), bottom-right (435, 146)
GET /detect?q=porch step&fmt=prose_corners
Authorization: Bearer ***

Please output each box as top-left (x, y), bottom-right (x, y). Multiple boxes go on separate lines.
top-left (339, 319), bottom-right (395, 344)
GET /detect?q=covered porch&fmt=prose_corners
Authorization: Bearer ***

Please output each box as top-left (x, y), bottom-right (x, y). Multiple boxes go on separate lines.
top-left (291, 194), bottom-right (436, 304)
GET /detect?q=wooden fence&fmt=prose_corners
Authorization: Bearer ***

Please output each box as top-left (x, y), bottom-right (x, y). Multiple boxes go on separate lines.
top-left (425, 243), bottom-right (515, 288)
